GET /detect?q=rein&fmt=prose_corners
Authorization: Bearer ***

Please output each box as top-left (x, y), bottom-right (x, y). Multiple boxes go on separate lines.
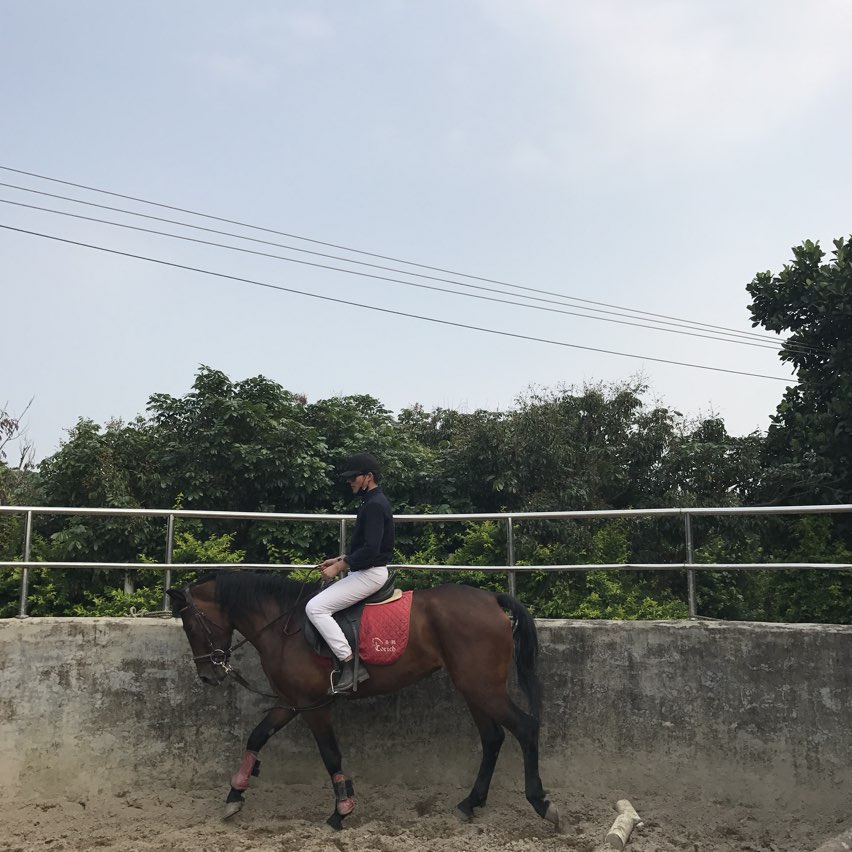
top-left (181, 579), bottom-right (331, 710)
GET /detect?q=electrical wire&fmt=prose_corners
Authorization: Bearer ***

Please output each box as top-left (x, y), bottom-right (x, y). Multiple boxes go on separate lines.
top-left (0, 222), bottom-right (794, 383)
top-left (0, 165), bottom-right (797, 349)
top-left (0, 195), bottom-right (806, 354)
top-left (0, 179), bottom-right (788, 349)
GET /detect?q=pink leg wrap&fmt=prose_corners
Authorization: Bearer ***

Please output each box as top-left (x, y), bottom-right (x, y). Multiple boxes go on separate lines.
top-left (333, 772), bottom-right (355, 816)
top-left (230, 751), bottom-right (258, 790)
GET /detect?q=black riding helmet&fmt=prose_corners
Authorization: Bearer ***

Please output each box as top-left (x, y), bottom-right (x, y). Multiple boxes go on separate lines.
top-left (340, 453), bottom-right (381, 481)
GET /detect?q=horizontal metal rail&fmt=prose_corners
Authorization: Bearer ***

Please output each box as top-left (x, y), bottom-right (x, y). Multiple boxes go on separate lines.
top-left (0, 506), bottom-right (357, 521)
top-left (3, 504), bottom-right (852, 520)
top-left (3, 561), bottom-right (851, 572)
top-left (2, 503), bottom-right (850, 618)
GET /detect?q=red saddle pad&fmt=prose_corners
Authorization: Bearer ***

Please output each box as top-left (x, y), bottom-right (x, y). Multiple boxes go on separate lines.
top-left (359, 590), bottom-right (413, 666)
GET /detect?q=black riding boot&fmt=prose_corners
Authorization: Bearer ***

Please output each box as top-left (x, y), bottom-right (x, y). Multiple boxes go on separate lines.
top-left (329, 657), bottom-right (369, 694)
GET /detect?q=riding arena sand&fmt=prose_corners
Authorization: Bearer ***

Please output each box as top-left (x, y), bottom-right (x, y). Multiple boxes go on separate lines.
top-left (0, 779), bottom-right (836, 852)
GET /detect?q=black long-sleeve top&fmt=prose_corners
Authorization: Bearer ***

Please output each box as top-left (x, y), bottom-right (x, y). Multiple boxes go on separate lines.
top-left (345, 487), bottom-right (394, 571)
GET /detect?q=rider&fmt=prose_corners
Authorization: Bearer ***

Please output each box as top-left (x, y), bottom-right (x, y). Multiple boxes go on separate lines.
top-left (305, 452), bottom-right (395, 694)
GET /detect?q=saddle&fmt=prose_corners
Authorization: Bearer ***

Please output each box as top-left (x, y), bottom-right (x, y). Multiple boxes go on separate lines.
top-left (304, 572), bottom-right (400, 662)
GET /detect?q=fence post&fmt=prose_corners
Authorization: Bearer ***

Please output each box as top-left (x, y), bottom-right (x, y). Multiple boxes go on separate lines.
top-left (339, 519), bottom-right (347, 557)
top-left (162, 513), bottom-right (175, 612)
top-left (684, 512), bottom-right (697, 618)
top-left (506, 516), bottom-right (516, 597)
top-left (16, 510), bottom-right (33, 619)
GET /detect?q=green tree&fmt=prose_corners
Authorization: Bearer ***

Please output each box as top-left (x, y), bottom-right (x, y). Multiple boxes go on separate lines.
top-left (15, 368), bottom-right (438, 613)
top-left (303, 393), bottom-right (433, 513)
top-left (33, 417), bottom-right (160, 610)
top-left (147, 367), bottom-right (325, 562)
top-left (747, 237), bottom-right (852, 504)
top-left (148, 367), bottom-right (329, 513)
top-left (744, 237), bottom-right (852, 622)
top-left (9, 358), bottom-right (847, 623)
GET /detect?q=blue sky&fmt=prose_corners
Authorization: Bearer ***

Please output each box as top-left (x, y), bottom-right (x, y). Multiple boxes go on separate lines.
top-left (2, 1), bottom-right (852, 462)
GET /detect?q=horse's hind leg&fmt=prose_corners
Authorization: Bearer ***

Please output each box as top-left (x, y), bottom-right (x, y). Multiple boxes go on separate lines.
top-left (456, 705), bottom-right (505, 821)
top-left (224, 707), bottom-right (296, 819)
top-left (497, 699), bottom-right (559, 828)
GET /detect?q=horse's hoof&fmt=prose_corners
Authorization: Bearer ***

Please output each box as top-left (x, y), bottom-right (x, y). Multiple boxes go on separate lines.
top-left (326, 811), bottom-right (344, 831)
top-left (544, 801), bottom-right (560, 829)
top-left (222, 800), bottom-right (244, 820)
top-left (454, 806), bottom-right (473, 823)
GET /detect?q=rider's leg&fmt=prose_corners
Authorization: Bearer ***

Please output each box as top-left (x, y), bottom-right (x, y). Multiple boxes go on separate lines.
top-left (304, 567), bottom-right (388, 692)
top-left (304, 566), bottom-right (389, 660)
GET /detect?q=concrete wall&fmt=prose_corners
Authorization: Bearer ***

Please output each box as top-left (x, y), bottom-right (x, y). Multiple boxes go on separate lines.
top-left (1, 617), bottom-right (849, 812)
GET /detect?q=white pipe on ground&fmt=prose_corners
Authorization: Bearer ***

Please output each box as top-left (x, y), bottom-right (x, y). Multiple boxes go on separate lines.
top-left (605, 799), bottom-right (642, 850)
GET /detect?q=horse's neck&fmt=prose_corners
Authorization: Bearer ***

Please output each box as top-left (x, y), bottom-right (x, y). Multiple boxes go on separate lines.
top-left (233, 600), bottom-right (298, 649)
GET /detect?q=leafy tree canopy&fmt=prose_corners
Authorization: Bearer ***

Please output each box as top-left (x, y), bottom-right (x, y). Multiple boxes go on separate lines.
top-left (748, 237), bottom-right (852, 503)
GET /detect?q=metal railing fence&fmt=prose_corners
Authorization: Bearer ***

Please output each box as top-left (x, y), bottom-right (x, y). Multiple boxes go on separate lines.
top-left (1, 503), bottom-right (851, 619)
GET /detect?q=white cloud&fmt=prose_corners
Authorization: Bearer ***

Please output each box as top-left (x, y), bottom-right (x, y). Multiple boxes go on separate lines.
top-left (188, 53), bottom-right (274, 89)
top-left (476, 0), bottom-right (852, 175)
top-left (506, 138), bottom-right (556, 175)
top-left (244, 8), bottom-right (334, 51)
top-left (186, 9), bottom-right (334, 87)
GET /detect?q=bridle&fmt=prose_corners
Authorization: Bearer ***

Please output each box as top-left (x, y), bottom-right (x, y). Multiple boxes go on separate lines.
top-left (176, 578), bottom-right (332, 711)
top-left (178, 585), bottom-right (237, 668)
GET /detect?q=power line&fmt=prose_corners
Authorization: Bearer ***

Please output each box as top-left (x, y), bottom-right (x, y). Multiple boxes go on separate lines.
top-left (0, 165), bottom-right (793, 348)
top-left (0, 222), bottom-right (794, 383)
top-left (0, 195), bottom-right (803, 354)
top-left (0, 179), bottom-right (789, 349)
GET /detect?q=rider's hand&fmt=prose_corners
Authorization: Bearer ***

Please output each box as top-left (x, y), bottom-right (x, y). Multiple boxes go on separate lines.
top-left (319, 556), bottom-right (346, 581)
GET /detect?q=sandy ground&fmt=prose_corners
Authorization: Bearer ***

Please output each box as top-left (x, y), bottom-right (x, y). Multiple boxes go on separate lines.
top-left (0, 781), bottom-right (838, 852)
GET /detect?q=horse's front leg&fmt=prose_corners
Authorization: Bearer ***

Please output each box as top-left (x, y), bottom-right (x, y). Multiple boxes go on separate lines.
top-left (223, 706), bottom-right (297, 819)
top-left (301, 707), bottom-right (354, 831)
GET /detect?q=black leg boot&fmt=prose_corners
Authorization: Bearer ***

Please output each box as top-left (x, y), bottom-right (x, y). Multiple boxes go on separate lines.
top-left (329, 657), bottom-right (370, 694)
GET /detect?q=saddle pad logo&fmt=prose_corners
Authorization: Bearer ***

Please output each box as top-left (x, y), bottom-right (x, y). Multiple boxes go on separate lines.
top-left (360, 591), bottom-right (413, 666)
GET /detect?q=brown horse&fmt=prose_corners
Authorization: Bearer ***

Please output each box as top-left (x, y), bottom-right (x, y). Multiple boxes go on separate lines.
top-left (167, 571), bottom-right (559, 832)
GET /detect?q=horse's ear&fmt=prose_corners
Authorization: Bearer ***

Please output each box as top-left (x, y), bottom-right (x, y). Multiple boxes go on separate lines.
top-left (166, 588), bottom-right (184, 602)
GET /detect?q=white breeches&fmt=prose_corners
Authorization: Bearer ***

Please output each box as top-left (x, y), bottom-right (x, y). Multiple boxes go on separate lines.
top-left (304, 566), bottom-right (389, 660)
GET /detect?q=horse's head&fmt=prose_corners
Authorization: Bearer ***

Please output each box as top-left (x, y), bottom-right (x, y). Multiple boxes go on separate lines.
top-left (167, 576), bottom-right (235, 686)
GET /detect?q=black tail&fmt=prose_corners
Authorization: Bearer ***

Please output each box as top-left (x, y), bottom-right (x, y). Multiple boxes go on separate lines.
top-left (496, 593), bottom-right (542, 721)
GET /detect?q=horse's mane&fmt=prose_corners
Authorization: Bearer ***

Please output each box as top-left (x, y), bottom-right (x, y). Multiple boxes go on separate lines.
top-left (201, 571), bottom-right (320, 621)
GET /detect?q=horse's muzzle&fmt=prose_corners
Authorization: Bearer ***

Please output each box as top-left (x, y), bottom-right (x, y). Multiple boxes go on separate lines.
top-left (195, 659), bottom-right (228, 686)
top-left (193, 648), bottom-right (230, 685)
